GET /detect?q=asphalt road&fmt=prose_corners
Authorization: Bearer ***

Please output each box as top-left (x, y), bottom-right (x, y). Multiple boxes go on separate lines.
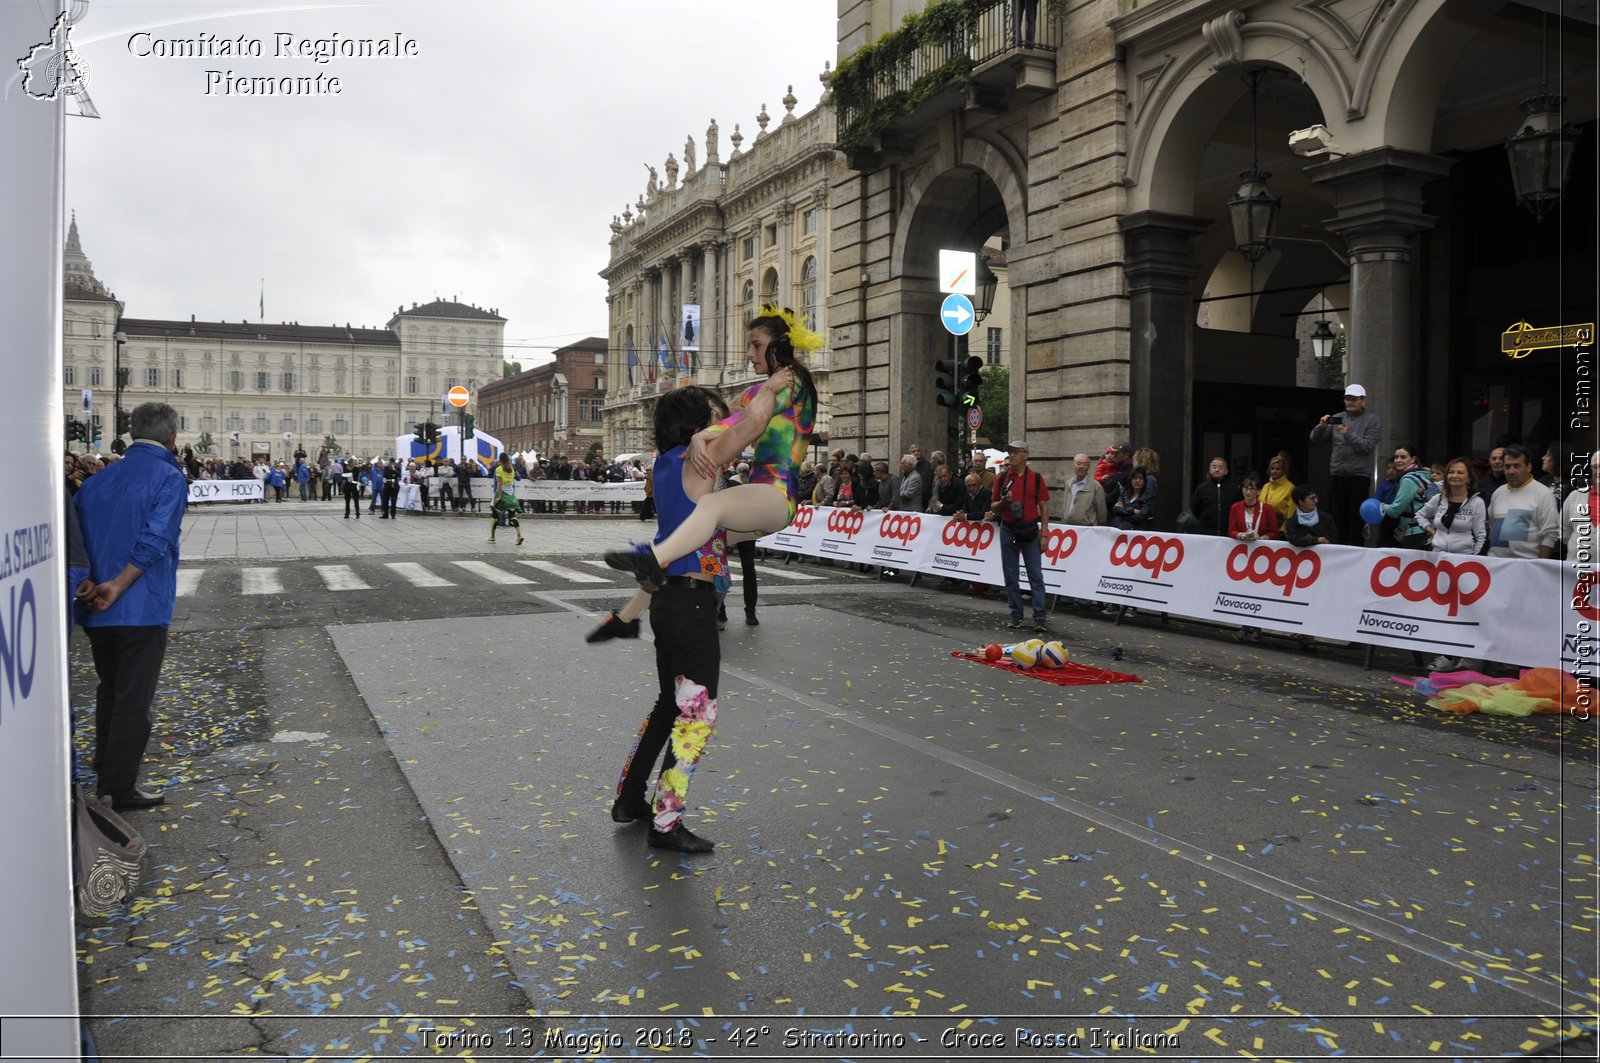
top-left (62, 501), bottom-right (1597, 1060)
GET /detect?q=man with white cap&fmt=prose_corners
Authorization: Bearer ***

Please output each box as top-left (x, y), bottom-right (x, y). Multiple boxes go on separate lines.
top-left (1311, 384), bottom-right (1382, 546)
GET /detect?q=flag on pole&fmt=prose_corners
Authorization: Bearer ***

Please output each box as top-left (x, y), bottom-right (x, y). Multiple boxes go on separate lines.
top-left (626, 337), bottom-right (638, 385)
top-left (259, 279), bottom-right (264, 321)
top-left (657, 329), bottom-right (672, 375)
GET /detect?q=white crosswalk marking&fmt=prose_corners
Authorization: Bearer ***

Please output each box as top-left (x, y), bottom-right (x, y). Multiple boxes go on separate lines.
top-left (316, 565), bottom-right (373, 591)
top-left (386, 562), bottom-right (454, 588)
top-left (241, 568), bottom-right (283, 595)
top-left (175, 569), bottom-right (204, 598)
top-left (517, 560), bottom-right (609, 583)
top-left (754, 564), bottom-right (825, 582)
top-left (451, 560), bottom-right (532, 584)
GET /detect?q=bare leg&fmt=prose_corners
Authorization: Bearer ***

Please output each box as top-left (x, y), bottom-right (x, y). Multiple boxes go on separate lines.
top-left (649, 485), bottom-right (788, 568)
top-left (617, 586), bottom-right (652, 623)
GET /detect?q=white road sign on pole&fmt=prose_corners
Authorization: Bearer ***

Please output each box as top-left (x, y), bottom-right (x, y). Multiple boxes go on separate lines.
top-left (939, 249), bottom-right (977, 296)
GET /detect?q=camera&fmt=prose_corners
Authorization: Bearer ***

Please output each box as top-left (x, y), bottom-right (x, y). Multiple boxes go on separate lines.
top-left (1328, 414), bottom-right (1344, 425)
top-left (1009, 500), bottom-right (1024, 520)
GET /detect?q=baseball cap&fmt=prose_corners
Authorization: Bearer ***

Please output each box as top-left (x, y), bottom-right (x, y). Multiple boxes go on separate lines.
top-left (844, 453), bottom-right (859, 463)
top-left (1007, 439), bottom-right (1030, 452)
top-left (1344, 384), bottom-right (1367, 398)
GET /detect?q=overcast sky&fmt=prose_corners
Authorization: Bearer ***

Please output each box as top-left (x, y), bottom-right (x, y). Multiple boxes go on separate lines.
top-left (61, 0), bottom-right (838, 367)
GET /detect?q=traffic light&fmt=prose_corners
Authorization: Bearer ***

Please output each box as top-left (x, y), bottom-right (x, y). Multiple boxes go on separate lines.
top-left (934, 358), bottom-right (961, 409)
top-left (65, 416), bottom-right (80, 444)
top-left (90, 415), bottom-right (103, 442)
top-left (423, 421), bottom-right (438, 442)
top-left (414, 422), bottom-right (426, 441)
top-left (116, 410), bottom-right (131, 436)
top-left (961, 356), bottom-right (984, 408)
top-left (463, 414), bottom-right (475, 439)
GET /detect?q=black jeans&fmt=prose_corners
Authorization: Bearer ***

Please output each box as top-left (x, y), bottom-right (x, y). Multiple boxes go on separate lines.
top-left (616, 580), bottom-right (720, 807)
top-left (381, 482), bottom-right (399, 518)
top-left (86, 625), bottom-right (168, 798)
top-left (343, 481), bottom-right (361, 517)
top-left (1330, 474), bottom-right (1370, 547)
top-left (736, 539), bottom-right (758, 611)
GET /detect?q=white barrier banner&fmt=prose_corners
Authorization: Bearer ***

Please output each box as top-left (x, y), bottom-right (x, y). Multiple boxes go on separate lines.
top-left (188, 480), bottom-right (264, 503)
top-left (761, 510), bottom-right (1570, 669)
top-left (513, 481), bottom-right (645, 503)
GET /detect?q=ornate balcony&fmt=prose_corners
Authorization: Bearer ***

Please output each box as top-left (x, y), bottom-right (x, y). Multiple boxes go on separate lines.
top-left (833, 0), bottom-right (1060, 169)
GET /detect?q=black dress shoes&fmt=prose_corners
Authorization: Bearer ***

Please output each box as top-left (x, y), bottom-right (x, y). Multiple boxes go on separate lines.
top-left (106, 785), bottom-right (165, 811)
top-left (603, 548), bottom-right (666, 593)
top-left (648, 822), bottom-right (714, 853)
top-left (586, 612), bottom-right (641, 644)
top-left (611, 795), bottom-right (652, 823)
top-left (745, 609), bottom-right (759, 626)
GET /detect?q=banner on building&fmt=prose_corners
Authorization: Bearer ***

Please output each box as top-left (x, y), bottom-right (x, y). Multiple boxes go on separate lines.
top-left (681, 303), bottom-right (700, 355)
top-left (758, 510), bottom-right (1577, 670)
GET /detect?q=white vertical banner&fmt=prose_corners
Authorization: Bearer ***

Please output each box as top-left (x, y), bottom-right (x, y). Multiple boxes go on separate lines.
top-left (0, 0), bottom-right (82, 1053)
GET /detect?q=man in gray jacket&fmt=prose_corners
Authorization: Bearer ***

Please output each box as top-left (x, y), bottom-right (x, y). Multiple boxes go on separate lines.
top-left (1063, 453), bottom-right (1108, 526)
top-left (1310, 383), bottom-right (1381, 546)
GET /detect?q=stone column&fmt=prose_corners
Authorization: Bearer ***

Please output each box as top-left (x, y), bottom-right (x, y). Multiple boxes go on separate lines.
top-left (775, 202), bottom-right (794, 304)
top-left (1120, 210), bottom-right (1210, 529)
top-left (700, 241), bottom-right (719, 368)
top-left (1308, 148), bottom-right (1453, 470)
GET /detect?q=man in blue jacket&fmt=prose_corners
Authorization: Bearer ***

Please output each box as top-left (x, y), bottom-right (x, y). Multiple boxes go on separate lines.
top-left (74, 402), bottom-right (188, 810)
top-left (369, 459), bottom-right (385, 515)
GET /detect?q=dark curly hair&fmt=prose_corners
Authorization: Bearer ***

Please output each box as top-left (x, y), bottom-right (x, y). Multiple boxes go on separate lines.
top-left (654, 386), bottom-right (730, 452)
top-left (748, 309), bottom-right (816, 410)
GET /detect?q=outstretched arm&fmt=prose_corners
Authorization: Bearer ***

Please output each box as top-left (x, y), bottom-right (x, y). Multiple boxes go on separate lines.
top-left (687, 369), bottom-right (793, 479)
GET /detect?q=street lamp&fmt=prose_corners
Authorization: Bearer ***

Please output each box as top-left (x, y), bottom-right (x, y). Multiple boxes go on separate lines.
top-left (112, 329), bottom-right (127, 454)
top-left (1227, 71), bottom-right (1280, 262)
top-left (974, 254), bottom-right (999, 323)
top-left (1505, 16), bottom-right (1579, 220)
top-left (1310, 319), bottom-right (1338, 367)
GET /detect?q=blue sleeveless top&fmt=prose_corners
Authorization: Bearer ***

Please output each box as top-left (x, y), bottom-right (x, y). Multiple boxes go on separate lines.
top-left (652, 445), bottom-right (726, 578)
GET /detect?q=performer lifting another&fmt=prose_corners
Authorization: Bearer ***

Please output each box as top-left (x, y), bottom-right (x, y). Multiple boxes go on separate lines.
top-left (599, 306), bottom-right (819, 619)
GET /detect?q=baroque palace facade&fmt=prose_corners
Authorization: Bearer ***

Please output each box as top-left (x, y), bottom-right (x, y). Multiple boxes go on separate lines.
top-left (826, 0), bottom-right (1594, 522)
top-left (61, 217), bottom-right (506, 462)
top-left (600, 86), bottom-right (841, 459)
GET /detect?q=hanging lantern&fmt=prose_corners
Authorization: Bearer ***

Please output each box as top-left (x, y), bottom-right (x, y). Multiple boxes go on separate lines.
top-left (1310, 319), bottom-right (1337, 366)
top-left (1505, 93), bottom-right (1579, 219)
top-left (1229, 168), bottom-right (1280, 262)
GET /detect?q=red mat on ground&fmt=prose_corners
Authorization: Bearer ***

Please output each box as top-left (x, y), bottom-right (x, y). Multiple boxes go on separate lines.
top-left (951, 650), bottom-right (1142, 685)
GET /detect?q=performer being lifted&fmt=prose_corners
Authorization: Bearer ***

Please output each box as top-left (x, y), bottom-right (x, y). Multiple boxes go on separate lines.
top-left (592, 306), bottom-right (819, 639)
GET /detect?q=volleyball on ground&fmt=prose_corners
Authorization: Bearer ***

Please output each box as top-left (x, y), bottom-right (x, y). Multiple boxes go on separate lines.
top-left (1009, 641), bottom-right (1040, 669)
top-left (1039, 641), bottom-right (1068, 668)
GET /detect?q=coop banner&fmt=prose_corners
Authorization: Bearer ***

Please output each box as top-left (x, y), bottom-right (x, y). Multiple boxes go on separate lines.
top-left (761, 511), bottom-right (1567, 668)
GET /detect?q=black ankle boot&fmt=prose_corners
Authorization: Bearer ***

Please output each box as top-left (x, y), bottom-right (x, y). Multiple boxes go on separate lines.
top-left (648, 822), bottom-right (714, 853)
top-left (603, 547), bottom-right (666, 592)
top-left (611, 794), bottom-right (651, 823)
top-left (586, 611), bottom-right (641, 644)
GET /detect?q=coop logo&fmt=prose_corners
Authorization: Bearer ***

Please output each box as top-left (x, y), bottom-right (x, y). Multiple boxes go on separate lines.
top-left (878, 513), bottom-right (922, 544)
top-left (1369, 555), bottom-right (1490, 616)
top-left (1225, 543), bottom-right (1321, 597)
top-left (790, 505), bottom-right (814, 532)
top-left (1109, 534), bottom-right (1185, 579)
top-left (941, 519), bottom-right (994, 555)
top-left (826, 509), bottom-right (865, 538)
top-left (1042, 527), bottom-right (1078, 564)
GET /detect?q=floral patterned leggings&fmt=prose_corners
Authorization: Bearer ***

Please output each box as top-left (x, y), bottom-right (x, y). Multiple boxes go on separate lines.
top-left (615, 581), bottom-right (720, 833)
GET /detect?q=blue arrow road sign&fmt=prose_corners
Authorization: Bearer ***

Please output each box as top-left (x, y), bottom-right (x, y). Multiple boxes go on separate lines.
top-left (940, 293), bottom-right (975, 336)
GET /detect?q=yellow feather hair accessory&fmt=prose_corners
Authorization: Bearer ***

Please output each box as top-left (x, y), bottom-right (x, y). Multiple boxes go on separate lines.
top-left (757, 304), bottom-right (825, 354)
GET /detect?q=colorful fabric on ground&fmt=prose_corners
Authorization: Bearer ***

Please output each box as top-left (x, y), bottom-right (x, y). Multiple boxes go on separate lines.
top-left (1397, 666), bottom-right (1595, 716)
top-left (951, 651), bottom-right (1142, 686)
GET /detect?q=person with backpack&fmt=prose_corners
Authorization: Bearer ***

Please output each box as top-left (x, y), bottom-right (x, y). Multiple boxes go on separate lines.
top-left (1379, 445), bottom-right (1433, 550)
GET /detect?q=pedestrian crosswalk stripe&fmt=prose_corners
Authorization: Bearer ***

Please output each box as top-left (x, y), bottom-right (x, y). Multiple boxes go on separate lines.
top-left (175, 569), bottom-right (204, 598)
top-left (450, 560), bottom-right (532, 584)
top-left (754, 564), bottom-right (825, 582)
top-left (386, 562), bottom-right (454, 588)
top-left (241, 567), bottom-right (283, 595)
top-left (517, 560), bottom-right (609, 583)
top-left (316, 564), bottom-right (373, 591)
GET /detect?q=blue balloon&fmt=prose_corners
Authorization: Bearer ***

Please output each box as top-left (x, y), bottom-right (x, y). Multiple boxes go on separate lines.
top-left (1360, 497), bottom-right (1385, 525)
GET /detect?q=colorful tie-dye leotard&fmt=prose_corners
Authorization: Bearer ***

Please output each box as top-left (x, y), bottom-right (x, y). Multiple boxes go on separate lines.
top-left (706, 380), bottom-right (816, 527)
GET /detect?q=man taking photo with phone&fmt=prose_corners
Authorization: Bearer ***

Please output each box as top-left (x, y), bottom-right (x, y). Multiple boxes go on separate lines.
top-left (1310, 383), bottom-right (1381, 546)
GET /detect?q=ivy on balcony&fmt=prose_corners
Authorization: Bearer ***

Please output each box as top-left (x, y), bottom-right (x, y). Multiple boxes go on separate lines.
top-left (831, 0), bottom-right (988, 153)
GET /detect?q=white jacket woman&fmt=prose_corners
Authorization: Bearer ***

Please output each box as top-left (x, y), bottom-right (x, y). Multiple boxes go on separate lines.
top-left (1416, 458), bottom-right (1486, 555)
